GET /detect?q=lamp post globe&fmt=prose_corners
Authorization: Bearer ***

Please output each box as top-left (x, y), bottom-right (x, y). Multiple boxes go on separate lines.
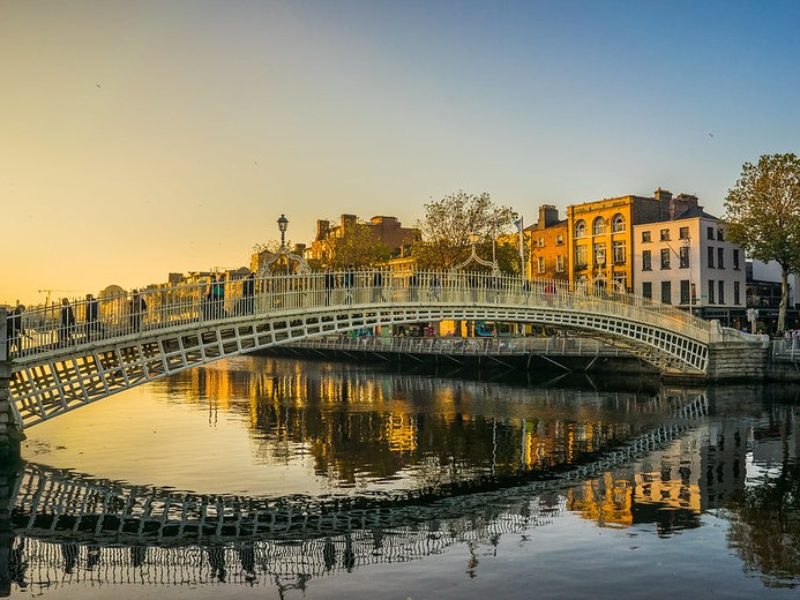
top-left (277, 214), bottom-right (289, 248)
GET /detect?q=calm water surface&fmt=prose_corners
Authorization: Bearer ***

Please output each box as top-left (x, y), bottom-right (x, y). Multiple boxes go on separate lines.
top-left (6, 356), bottom-right (800, 599)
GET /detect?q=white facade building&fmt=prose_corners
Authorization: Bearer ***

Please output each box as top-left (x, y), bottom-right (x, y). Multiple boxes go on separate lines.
top-left (633, 209), bottom-right (746, 315)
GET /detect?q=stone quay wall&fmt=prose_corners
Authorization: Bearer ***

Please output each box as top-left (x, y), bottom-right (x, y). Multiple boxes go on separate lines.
top-left (703, 324), bottom-right (768, 383)
top-left (706, 341), bottom-right (770, 382)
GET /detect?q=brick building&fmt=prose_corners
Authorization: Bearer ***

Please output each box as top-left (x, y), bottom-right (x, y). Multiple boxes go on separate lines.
top-left (305, 214), bottom-right (420, 266)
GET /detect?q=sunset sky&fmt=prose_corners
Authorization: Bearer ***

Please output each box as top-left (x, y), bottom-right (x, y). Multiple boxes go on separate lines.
top-left (2, 0), bottom-right (799, 306)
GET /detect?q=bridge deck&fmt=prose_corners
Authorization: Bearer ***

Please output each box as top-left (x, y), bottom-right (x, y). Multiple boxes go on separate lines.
top-left (5, 270), bottom-right (711, 362)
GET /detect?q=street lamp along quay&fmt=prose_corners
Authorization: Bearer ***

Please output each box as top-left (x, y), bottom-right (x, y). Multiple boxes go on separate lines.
top-left (683, 236), bottom-right (694, 315)
top-left (666, 234), bottom-right (695, 315)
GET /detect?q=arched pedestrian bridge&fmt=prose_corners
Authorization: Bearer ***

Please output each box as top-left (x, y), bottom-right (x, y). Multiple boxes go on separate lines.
top-left (2, 270), bottom-right (759, 428)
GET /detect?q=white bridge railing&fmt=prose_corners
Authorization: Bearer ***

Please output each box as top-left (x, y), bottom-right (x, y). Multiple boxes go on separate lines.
top-left (5, 269), bottom-right (712, 362)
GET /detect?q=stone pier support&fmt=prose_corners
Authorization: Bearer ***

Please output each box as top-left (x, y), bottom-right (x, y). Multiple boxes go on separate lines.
top-left (0, 464), bottom-right (17, 598)
top-left (707, 320), bottom-right (771, 382)
top-left (0, 308), bottom-right (22, 463)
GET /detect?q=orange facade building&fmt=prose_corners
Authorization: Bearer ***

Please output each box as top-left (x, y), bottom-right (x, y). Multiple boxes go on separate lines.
top-left (565, 189), bottom-right (673, 293)
top-left (525, 205), bottom-right (569, 282)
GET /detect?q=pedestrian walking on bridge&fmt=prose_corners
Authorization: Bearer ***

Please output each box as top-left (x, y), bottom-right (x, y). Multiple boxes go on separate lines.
top-left (59, 298), bottom-right (76, 346)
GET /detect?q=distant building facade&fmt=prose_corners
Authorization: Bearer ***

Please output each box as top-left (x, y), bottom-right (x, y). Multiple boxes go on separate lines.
top-left (525, 205), bottom-right (569, 282)
top-left (305, 214), bottom-right (420, 266)
top-left (523, 188), bottom-right (748, 325)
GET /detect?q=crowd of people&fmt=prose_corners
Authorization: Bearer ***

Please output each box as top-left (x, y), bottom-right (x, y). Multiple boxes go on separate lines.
top-left (4, 270), bottom-right (592, 358)
top-left (3, 273), bottom-right (262, 357)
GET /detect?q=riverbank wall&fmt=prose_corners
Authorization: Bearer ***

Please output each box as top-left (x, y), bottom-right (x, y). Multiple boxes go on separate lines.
top-left (265, 335), bottom-right (800, 384)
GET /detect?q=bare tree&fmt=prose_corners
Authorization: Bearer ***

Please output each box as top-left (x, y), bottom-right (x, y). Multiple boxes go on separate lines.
top-left (413, 191), bottom-right (518, 271)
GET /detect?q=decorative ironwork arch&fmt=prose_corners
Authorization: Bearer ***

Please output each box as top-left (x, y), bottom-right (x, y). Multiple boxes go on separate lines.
top-left (451, 234), bottom-right (500, 275)
top-left (260, 247), bottom-right (311, 276)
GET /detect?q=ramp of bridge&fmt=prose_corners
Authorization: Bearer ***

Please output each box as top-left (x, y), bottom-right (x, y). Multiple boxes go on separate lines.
top-left (6, 271), bottom-right (714, 428)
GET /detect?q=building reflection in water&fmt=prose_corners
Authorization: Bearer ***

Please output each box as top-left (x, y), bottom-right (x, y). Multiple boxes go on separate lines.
top-left (5, 359), bottom-right (800, 596)
top-left (155, 358), bottom-right (706, 495)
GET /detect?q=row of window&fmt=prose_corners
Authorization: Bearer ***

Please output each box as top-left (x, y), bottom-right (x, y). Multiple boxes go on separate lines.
top-left (642, 280), bottom-right (742, 306)
top-left (641, 225), bottom-right (724, 243)
top-left (574, 214), bottom-right (626, 238)
top-left (569, 221), bottom-right (726, 244)
top-left (537, 244), bottom-right (742, 274)
top-left (640, 247), bottom-right (741, 271)
top-left (572, 242), bottom-right (628, 267)
top-left (536, 234), bottom-right (564, 247)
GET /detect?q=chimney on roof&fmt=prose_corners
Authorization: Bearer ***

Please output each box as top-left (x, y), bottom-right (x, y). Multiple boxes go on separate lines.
top-left (669, 193), bottom-right (702, 219)
top-left (315, 219), bottom-right (330, 241)
top-left (654, 188), bottom-right (673, 219)
top-left (654, 187), bottom-right (673, 202)
top-left (538, 204), bottom-right (560, 229)
top-left (675, 193), bottom-right (699, 206)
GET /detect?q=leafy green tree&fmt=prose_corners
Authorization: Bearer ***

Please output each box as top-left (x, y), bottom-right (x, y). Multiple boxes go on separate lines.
top-left (323, 220), bottom-right (391, 270)
top-left (413, 191), bottom-right (519, 272)
top-left (724, 153), bottom-right (800, 332)
top-left (495, 240), bottom-right (524, 275)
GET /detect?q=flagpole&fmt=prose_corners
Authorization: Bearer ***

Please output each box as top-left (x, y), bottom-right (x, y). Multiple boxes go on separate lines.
top-left (517, 217), bottom-right (525, 278)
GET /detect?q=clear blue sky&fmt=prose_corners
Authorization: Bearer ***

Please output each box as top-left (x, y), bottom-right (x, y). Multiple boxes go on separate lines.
top-left (2, 0), bottom-right (798, 305)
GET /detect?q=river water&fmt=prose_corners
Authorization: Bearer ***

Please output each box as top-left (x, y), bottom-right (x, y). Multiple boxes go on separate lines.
top-left (6, 355), bottom-right (800, 599)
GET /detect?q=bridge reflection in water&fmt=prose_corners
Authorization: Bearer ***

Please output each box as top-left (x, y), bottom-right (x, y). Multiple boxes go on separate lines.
top-left (5, 372), bottom-right (711, 596)
top-left (8, 415), bottom-right (685, 595)
top-left (6, 357), bottom-right (799, 598)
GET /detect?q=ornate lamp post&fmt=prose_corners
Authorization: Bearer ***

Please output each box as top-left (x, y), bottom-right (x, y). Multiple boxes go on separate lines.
top-left (260, 214), bottom-right (311, 276)
top-left (277, 214), bottom-right (288, 250)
